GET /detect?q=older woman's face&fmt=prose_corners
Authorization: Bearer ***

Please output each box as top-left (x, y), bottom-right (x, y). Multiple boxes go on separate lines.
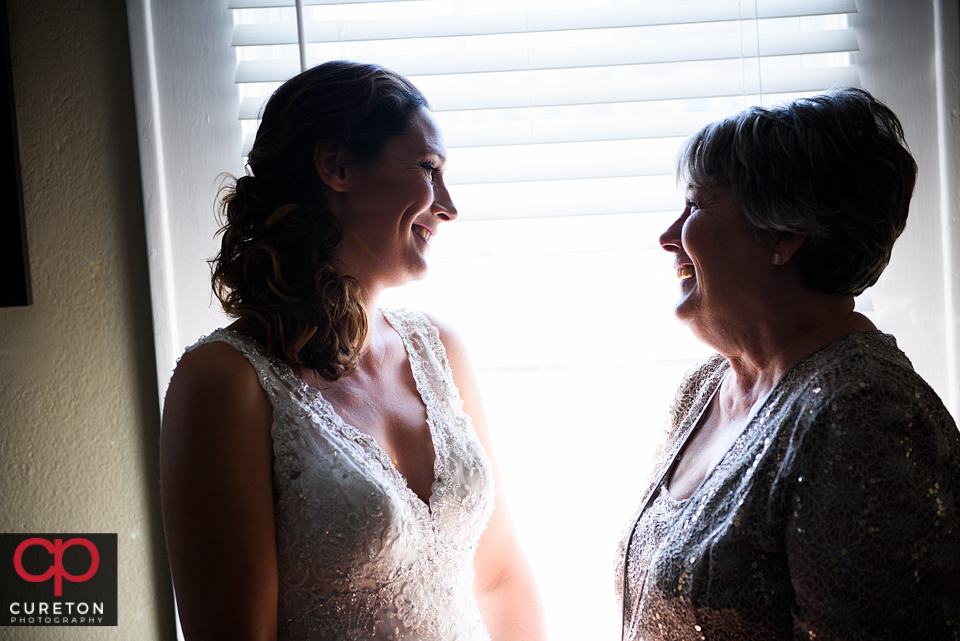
top-left (659, 184), bottom-right (771, 336)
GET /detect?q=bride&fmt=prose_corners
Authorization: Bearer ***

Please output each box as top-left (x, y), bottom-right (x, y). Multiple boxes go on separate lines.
top-left (160, 61), bottom-right (545, 640)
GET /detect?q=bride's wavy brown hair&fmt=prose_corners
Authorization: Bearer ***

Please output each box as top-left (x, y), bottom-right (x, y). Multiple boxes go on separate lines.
top-left (212, 61), bottom-right (428, 381)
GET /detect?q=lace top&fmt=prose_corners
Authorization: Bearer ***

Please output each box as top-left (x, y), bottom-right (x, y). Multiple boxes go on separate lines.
top-left (187, 308), bottom-right (495, 641)
top-left (615, 332), bottom-right (960, 641)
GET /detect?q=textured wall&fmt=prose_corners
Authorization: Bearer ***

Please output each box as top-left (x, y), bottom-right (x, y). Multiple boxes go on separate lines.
top-left (0, 0), bottom-right (175, 638)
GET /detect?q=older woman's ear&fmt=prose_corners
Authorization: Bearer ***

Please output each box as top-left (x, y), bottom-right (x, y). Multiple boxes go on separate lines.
top-left (313, 141), bottom-right (351, 193)
top-left (771, 232), bottom-right (807, 266)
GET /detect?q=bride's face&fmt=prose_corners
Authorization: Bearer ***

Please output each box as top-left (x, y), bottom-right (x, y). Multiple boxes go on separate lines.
top-left (331, 107), bottom-right (458, 290)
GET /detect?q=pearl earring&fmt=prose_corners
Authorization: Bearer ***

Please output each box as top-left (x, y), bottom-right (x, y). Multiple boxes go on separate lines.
top-left (771, 253), bottom-right (783, 265)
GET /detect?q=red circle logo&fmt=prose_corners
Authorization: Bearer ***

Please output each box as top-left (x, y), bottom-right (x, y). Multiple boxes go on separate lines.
top-left (13, 538), bottom-right (100, 596)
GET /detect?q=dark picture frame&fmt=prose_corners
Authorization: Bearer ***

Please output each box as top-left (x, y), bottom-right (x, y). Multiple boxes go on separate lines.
top-left (0, 0), bottom-right (31, 307)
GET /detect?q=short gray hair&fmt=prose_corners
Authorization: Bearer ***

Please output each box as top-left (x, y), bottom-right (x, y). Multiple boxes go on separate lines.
top-left (677, 87), bottom-right (917, 296)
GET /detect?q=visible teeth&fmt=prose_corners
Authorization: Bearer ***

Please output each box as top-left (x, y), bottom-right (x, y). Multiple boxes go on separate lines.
top-left (415, 227), bottom-right (431, 243)
top-left (678, 266), bottom-right (694, 280)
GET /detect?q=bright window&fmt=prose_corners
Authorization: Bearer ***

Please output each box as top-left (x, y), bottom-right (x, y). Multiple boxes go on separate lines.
top-left (227, 1), bottom-right (860, 637)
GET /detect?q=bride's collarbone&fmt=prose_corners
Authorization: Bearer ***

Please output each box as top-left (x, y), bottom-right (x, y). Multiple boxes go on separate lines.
top-left (318, 360), bottom-right (437, 503)
top-left (322, 354), bottom-right (425, 430)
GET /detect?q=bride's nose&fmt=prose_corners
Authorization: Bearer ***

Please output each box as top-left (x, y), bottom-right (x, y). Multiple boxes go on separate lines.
top-left (433, 181), bottom-right (457, 221)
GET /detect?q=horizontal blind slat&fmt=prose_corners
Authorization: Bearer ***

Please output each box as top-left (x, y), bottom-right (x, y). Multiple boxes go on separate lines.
top-left (230, 0), bottom-right (854, 10)
top-left (241, 101), bottom-right (790, 148)
top-left (236, 60), bottom-right (302, 84)
top-left (759, 28), bottom-right (858, 57)
top-left (427, 212), bottom-right (671, 257)
top-left (528, 0), bottom-right (856, 30)
top-left (411, 66), bottom-right (860, 111)
top-left (238, 66), bottom-right (859, 118)
top-left (444, 138), bottom-right (683, 184)
top-left (234, 28), bottom-right (856, 80)
top-left (230, 0), bottom-right (428, 7)
top-left (756, 0), bottom-right (856, 19)
top-left (437, 107), bottom-right (741, 147)
top-left (448, 175), bottom-right (682, 220)
top-left (232, 3), bottom-right (855, 46)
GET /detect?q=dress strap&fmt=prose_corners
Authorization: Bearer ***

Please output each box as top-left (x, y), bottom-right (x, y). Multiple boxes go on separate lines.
top-left (186, 328), bottom-right (301, 410)
top-left (380, 307), bottom-right (493, 503)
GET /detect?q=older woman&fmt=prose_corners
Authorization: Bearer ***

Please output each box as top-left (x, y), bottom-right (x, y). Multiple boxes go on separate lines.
top-left (616, 88), bottom-right (960, 640)
top-left (161, 61), bottom-right (544, 640)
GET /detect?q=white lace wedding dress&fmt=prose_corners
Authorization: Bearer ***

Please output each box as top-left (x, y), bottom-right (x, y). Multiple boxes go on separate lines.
top-left (186, 308), bottom-right (495, 641)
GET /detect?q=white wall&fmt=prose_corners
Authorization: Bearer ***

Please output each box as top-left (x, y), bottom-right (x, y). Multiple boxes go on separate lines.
top-left (856, 0), bottom-right (960, 417)
top-left (126, 0), bottom-right (242, 402)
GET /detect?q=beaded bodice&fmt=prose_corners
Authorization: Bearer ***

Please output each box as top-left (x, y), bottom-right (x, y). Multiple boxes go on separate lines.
top-left (188, 308), bottom-right (495, 641)
top-left (616, 332), bottom-right (960, 641)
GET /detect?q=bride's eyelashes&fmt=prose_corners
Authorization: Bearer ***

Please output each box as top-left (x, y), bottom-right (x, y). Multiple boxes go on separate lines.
top-left (419, 162), bottom-right (441, 181)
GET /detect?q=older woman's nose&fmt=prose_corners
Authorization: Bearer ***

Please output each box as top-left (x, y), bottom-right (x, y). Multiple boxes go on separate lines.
top-left (659, 214), bottom-right (684, 253)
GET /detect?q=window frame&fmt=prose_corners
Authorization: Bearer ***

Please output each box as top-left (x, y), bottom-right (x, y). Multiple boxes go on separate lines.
top-left (126, 1), bottom-right (960, 637)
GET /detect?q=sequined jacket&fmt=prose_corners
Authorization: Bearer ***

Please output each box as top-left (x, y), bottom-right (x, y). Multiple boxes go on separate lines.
top-left (616, 332), bottom-right (960, 641)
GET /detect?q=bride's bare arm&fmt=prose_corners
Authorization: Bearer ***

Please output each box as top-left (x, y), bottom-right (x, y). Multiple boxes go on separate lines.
top-left (160, 341), bottom-right (278, 641)
top-left (430, 316), bottom-right (547, 641)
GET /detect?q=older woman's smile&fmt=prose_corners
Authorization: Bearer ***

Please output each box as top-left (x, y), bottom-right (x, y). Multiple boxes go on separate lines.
top-left (660, 184), bottom-right (773, 336)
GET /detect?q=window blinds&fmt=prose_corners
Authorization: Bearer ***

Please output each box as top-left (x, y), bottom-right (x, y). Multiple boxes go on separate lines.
top-left (226, 0), bottom-right (858, 369)
top-left (225, 3), bottom-right (858, 637)
top-left (230, 1), bottom-right (858, 152)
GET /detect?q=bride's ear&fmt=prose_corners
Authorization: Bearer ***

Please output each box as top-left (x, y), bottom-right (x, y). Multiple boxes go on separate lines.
top-left (313, 141), bottom-right (350, 193)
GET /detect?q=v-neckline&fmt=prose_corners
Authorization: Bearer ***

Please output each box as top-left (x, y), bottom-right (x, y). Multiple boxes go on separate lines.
top-left (323, 310), bottom-right (442, 516)
top-left (222, 313), bottom-right (444, 519)
top-left (663, 367), bottom-right (787, 502)
top-left (663, 370), bottom-right (748, 502)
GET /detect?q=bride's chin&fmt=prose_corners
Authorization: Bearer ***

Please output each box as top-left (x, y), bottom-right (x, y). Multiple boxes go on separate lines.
top-left (390, 264), bottom-right (429, 287)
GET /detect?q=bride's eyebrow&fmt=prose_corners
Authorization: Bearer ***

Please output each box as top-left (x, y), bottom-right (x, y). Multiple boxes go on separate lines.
top-left (420, 146), bottom-right (446, 162)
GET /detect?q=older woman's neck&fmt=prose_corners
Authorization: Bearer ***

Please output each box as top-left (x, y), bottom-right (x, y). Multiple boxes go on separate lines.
top-left (719, 292), bottom-right (876, 397)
